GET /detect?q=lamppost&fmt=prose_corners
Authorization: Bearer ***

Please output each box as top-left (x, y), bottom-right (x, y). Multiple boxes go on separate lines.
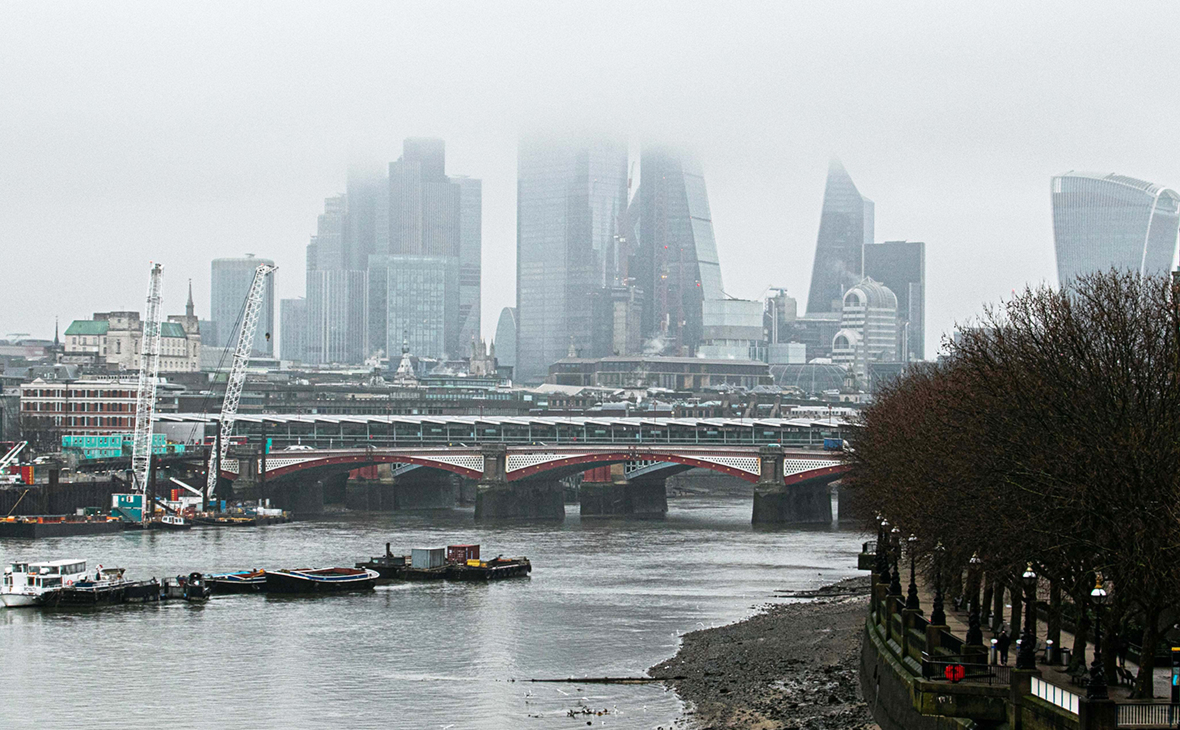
top-left (875, 515), bottom-right (889, 584)
top-left (906, 534), bottom-right (921, 610)
top-left (889, 526), bottom-right (903, 596)
top-left (931, 542), bottom-right (947, 625)
top-left (1087, 574), bottom-right (1110, 700)
top-left (1016, 563), bottom-right (1038, 670)
top-left (966, 552), bottom-right (983, 646)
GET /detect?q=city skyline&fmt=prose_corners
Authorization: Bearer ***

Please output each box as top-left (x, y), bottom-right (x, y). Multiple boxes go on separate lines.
top-left (4, 4), bottom-right (1180, 357)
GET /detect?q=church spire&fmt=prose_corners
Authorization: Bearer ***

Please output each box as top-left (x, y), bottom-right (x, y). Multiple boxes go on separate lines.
top-left (186, 279), bottom-right (195, 318)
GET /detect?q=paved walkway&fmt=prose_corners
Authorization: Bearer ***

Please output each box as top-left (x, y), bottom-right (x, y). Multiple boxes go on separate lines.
top-left (905, 576), bottom-right (1171, 699)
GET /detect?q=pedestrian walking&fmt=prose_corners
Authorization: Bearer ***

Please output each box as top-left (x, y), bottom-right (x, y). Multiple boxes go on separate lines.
top-left (996, 629), bottom-right (1011, 665)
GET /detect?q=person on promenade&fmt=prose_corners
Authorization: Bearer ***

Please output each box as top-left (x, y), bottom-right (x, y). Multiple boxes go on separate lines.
top-left (996, 630), bottom-right (1011, 665)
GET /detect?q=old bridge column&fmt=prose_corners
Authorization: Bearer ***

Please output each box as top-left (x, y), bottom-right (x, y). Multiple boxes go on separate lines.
top-left (579, 463), bottom-right (667, 520)
top-left (474, 444), bottom-right (564, 521)
top-left (751, 445), bottom-right (834, 525)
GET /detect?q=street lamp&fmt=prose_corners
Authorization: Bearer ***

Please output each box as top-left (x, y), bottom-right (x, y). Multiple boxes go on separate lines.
top-left (931, 542), bottom-right (947, 625)
top-left (1016, 563), bottom-right (1038, 670)
top-left (906, 534), bottom-right (921, 610)
top-left (1087, 574), bottom-right (1110, 700)
top-left (889, 526), bottom-right (903, 596)
top-left (966, 552), bottom-right (983, 646)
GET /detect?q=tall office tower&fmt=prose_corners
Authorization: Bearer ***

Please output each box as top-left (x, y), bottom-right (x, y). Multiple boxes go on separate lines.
top-left (864, 240), bottom-right (925, 360)
top-left (368, 254), bottom-right (457, 359)
top-left (806, 159), bottom-right (874, 315)
top-left (279, 297), bottom-right (307, 363)
top-left (515, 135), bottom-right (628, 383)
top-left (211, 255), bottom-right (275, 355)
top-left (344, 165), bottom-right (386, 271)
top-left (1051, 172), bottom-right (1180, 283)
top-left (831, 278), bottom-right (898, 385)
top-left (494, 307), bottom-right (517, 377)
top-left (629, 146), bottom-right (725, 356)
top-left (305, 195), bottom-right (367, 364)
top-left (372, 138), bottom-right (472, 359)
top-left (453, 176), bottom-right (482, 349)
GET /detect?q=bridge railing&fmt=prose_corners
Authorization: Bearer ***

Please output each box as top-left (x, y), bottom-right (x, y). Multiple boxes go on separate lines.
top-left (226, 420), bottom-right (849, 451)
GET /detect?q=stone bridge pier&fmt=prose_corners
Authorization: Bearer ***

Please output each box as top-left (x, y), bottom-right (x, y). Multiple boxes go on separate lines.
top-left (751, 445), bottom-right (835, 525)
top-left (579, 464), bottom-right (668, 520)
top-left (474, 444), bottom-right (565, 521)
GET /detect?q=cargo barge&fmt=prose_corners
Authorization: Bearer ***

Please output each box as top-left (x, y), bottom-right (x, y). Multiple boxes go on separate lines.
top-left (357, 544), bottom-right (531, 583)
top-left (0, 517), bottom-right (124, 539)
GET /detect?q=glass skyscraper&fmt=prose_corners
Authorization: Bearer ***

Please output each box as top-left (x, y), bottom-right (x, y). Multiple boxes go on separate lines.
top-left (630, 146), bottom-right (725, 355)
top-left (1051, 172), bottom-right (1180, 283)
top-left (806, 159), bottom-right (874, 315)
top-left (515, 135), bottom-right (628, 383)
top-left (863, 240), bottom-right (925, 361)
top-left (211, 255), bottom-right (275, 355)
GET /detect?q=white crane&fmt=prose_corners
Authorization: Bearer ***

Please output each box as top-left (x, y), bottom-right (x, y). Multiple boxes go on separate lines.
top-left (206, 263), bottom-right (276, 501)
top-left (131, 263), bottom-right (164, 497)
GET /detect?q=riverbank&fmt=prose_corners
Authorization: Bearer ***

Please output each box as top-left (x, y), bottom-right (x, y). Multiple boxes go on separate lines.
top-left (651, 576), bottom-right (877, 730)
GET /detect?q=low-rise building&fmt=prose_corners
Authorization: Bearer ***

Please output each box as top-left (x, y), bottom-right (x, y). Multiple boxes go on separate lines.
top-left (548, 355), bottom-right (773, 390)
top-left (63, 308), bottom-right (201, 373)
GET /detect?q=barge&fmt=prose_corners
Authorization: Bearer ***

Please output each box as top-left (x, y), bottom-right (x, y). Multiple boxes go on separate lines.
top-left (263, 567), bottom-right (379, 594)
top-left (206, 570), bottom-right (266, 594)
top-left (358, 544), bottom-right (532, 583)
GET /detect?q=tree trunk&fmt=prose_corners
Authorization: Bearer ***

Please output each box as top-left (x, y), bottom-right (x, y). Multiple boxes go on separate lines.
top-left (1009, 579), bottom-right (1023, 637)
top-left (1135, 605), bottom-right (1161, 699)
top-left (1069, 613), bottom-right (1091, 674)
top-left (1047, 581), bottom-right (1062, 663)
top-left (981, 578), bottom-right (995, 627)
top-left (992, 581), bottom-right (1006, 633)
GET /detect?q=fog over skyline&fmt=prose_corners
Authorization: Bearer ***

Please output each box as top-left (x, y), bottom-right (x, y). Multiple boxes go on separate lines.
top-left (3, 1), bottom-right (1179, 355)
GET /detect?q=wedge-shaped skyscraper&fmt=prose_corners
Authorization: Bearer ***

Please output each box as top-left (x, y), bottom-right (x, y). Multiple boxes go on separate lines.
top-left (1051, 172), bottom-right (1180, 284)
top-left (806, 159), bottom-right (874, 315)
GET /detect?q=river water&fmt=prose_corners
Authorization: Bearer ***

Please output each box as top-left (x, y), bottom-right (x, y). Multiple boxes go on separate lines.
top-left (1, 496), bottom-right (863, 729)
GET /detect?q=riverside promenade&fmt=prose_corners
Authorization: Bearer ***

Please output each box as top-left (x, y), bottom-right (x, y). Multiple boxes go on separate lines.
top-left (858, 544), bottom-right (1180, 730)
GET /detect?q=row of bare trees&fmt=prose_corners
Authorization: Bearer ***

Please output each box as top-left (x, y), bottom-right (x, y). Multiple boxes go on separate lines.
top-left (846, 271), bottom-right (1180, 698)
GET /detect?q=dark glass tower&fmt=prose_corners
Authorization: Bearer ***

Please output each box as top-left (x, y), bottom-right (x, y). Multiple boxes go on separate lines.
top-left (629, 146), bottom-right (724, 355)
top-left (806, 159), bottom-right (874, 315)
top-left (1052, 172), bottom-right (1180, 283)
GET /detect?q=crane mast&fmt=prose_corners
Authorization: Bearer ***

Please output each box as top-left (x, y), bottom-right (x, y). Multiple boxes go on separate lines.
top-left (131, 263), bottom-right (164, 497)
top-left (206, 263), bottom-right (276, 500)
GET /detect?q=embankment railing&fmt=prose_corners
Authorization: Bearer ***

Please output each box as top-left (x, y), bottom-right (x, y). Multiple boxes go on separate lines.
top-left (1032, 676), bottom-right (1080, 715)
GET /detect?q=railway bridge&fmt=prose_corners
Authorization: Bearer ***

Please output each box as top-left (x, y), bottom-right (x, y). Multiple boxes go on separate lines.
top-left (159, 414), bottom-right (851, 523)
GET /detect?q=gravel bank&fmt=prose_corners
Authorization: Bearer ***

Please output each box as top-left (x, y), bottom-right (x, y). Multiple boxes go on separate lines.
top-left (651, 576), bottom-right (878, 730)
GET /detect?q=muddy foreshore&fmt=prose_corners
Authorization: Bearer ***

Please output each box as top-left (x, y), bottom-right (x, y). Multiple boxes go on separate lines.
top-left (651, 576), bottom-right (878, 730)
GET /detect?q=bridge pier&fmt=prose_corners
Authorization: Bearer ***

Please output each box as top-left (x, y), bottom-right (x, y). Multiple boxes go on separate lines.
top-left (474, 444), bottom-right (564, 521)
top-left (751, 445), bottom-right (834, 525)
top-left (580, 465), bottom-right (667, 519)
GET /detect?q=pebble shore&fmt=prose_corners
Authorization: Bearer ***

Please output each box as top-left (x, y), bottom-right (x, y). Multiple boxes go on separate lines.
top-left (651, 576), bottom-right (879, 730)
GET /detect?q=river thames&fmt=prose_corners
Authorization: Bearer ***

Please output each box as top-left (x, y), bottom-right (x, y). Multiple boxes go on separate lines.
top-left (1, 495), bottom-right (862, 729)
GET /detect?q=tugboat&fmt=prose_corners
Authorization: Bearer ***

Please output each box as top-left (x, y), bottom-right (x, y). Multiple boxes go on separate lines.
top-left (1, 559), bottom-right (88, 607)
top-left (356, 544), bottom-right (409, 580)
top-left (148, 514), bottom-right (192, 531)
top-left (263, 567), bottom-right (379, 594)
top-left (163, 572), bottom-right (212, 601)
top-left (206, 569), bottom-right (266, 594)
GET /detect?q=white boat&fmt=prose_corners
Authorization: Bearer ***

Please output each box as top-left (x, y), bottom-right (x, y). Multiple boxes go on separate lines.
top-left (2, 559), bottom-right (88, 607)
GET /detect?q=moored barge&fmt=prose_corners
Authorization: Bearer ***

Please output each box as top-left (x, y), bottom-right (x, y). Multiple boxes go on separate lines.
top-left (263, 567), bottom-right (379, 594)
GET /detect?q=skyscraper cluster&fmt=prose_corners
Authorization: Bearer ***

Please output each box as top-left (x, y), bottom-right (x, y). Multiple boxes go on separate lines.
top-left (283, 138), bottom-right (481, 365)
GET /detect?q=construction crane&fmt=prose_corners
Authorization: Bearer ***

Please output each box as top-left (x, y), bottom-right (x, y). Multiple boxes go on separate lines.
top-left (131, 263), bottom-right (164, 496)
top-left (205, 263), bottom-right (276, 501)
top-left (0, 441), bottom-right (28, 485)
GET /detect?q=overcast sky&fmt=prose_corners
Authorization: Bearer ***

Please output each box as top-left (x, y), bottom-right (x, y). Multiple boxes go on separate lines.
top-left (3, 1), bottom-right (1179, 355)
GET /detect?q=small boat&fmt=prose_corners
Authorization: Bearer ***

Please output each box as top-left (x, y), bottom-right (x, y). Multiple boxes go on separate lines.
top-left (2, 559), bottom-right (88, 607)
top-left (44, 567), bottom-right (135, 607)
top-left (263, 567), bottom-right (379, 594)
top-left (356, 543), bottom-right (408, 580)
top-left (163, 572), bottom-right (211, 601)
top-left (206, 570), bottom-right (266, 594)
top-left (149, 514), bottom-right (191, 531)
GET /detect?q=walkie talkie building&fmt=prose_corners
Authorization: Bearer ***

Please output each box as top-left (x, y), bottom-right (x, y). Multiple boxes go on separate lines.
top-left (1051, 172), bottom-right (1180, 284)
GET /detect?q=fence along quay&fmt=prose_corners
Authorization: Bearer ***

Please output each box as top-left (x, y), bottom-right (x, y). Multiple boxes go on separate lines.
top-left (856, 543), bottom-right (1179, 730)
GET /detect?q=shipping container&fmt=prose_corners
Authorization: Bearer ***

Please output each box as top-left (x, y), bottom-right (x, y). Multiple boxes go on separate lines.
top-left (411, 548), bottom-right (446, 569)
top-left (447, 545), bottom-right (480, 563)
